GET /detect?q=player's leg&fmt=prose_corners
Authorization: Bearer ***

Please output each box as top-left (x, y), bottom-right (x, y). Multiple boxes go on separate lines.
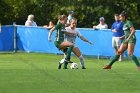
top-left (60, 41), bottom-right (73, 49)
top-left (116, 37), bottom-right (123, 61)
top-left (127, 43), bottom-right (140, 68)
top-left (58, 49), bottom-right (67, 69)
top-left (73, 47), bottom-right (86, 69)
top-left (57, 41), bottom-right (73, 69)
top-left (112, 37), bottom-right (119, 60)
top-left (60, 41), bottom-right (74, 69)
top-left (103, 43), bottom-right (127, 69)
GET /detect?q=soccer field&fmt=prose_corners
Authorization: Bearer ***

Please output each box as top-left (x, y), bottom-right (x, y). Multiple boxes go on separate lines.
top-left (0, 52), bottom-right (140, 93)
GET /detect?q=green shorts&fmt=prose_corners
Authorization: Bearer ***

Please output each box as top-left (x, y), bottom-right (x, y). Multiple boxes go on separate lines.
top-left (122, 38), bottom-right (136, 44)
top-left (54, 40), bottom-right (63, 50)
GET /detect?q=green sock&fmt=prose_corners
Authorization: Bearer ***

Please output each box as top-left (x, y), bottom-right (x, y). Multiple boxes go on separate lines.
top-left (63, 60), bottom-right (68, 69)
top-left (108, 55), bottom-right (120, 66)
top-left (131, 55), bottom-right (140, 67)
top-left (65, 46), bottom-right (73, 61)
top-left (64, 46), bottom-right (73, 69)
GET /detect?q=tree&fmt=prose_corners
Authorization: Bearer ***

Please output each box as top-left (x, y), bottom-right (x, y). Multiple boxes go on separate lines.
top-left (0, 0), bottom-right (140, 29)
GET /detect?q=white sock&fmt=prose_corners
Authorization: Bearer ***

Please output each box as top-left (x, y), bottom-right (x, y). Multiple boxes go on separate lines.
top-left (60, 59), bottom-right (65, 64)
top-left (79, 55), bottom-right (85, 67)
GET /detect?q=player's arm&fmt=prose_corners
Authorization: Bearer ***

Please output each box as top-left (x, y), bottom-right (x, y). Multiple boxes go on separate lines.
top-left (48, 27), bottom-right (55, 42)
top-left (112, 29), bottom-right (117, 32)
top-left (125, 21), bottom-right (135, 43)
top-left (126, 26), bottom-right (135, 42)
top-left (120, 35), bottom-right (125, 39)
top-left (79, 36), bottom-right (93, 44)
top-left (111, 25), bottom-right (117, 32)
top-left (111, 23), bottom-right (117, 32)
top-left (65, 31), bottom-right (77, 34)
top-left (115, 23), bottom-right (123, 32)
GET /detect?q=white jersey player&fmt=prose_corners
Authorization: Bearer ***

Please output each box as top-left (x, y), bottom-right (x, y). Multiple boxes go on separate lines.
top-left (60, 18), bottom-right (93, 69)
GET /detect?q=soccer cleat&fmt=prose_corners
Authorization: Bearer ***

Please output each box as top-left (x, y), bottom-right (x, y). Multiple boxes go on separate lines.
top-left (58, 62), bottom-right (62, 69)
top-left (103, 65), bottom-right (112, 69)
top-left (137, 66), bottom-right (140, 69)
top-left (82, 66), bottom-right (86, 69)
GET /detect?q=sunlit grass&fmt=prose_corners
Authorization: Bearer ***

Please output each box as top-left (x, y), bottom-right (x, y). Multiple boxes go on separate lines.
top-left (0, 52), bottom-right (139, 93)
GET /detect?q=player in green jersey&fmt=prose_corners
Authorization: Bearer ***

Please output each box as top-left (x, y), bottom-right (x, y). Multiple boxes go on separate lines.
top-left (103, 11), bottom-right (140, 69)
top-left (59, 18), bottom-right (93, 69)
top-left (48, 15), bottom-right (77, 69)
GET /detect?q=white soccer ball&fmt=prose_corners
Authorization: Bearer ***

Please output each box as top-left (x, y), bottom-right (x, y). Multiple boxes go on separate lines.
top-left (70, 63), bottom-right (78, 69)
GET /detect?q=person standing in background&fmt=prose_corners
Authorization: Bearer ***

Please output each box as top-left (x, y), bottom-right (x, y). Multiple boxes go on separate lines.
top-left (67, 10), bottom-right (74, 26)
top-left (93, 17), bottom-right (108, 29)
top-left (25, 14), bottom-right (37, 26)
top-left (111, 14), bottom-right (124, 61)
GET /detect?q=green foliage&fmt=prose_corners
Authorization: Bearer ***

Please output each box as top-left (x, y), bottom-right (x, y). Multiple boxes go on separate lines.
top-left (0, 0), bottom-right (140, 29)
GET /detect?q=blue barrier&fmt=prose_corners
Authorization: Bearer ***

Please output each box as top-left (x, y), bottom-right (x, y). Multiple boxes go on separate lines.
top-left (16, 26), bottom-right (61, 54)
top-left (1, 26), bottom-right (140, 57)
top-left (0, 26), bottom-right (14, 51)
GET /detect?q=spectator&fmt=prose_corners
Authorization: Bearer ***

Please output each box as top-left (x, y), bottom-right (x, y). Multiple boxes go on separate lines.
top-left (67, 10), bottom-right (74, 26)
top-left (25, 14), bottom-right (37, 26)
top-left (111, 14), bottom-right (124, 61)
top-left (93, 17), bottom-right (108, 29)
top-left (43, 20), bottom-right (54, 29)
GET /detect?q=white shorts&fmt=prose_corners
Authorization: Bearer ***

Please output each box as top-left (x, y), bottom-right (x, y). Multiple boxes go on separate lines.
top-left (112, 37), bottom-right (122, 48)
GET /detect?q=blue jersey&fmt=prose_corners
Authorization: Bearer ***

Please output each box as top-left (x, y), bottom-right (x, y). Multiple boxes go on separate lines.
top-left (111, 20), bottom-right (124, 37)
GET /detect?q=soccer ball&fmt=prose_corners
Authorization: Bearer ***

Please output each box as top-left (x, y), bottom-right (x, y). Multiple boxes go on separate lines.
top-left (70, 63), bottom-right (78, 69)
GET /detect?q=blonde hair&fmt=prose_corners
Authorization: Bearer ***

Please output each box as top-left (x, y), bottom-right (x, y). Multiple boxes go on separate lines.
top-left (58, 15), bottom-right (67, 20)
top-left (57, 15), bottom-right (67, 24)
top-left (27, 14), bottom-right (34, 20)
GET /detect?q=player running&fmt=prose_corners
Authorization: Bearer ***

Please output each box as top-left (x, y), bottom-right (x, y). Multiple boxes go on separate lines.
top-left (103, 11), bottom-right (140, 69)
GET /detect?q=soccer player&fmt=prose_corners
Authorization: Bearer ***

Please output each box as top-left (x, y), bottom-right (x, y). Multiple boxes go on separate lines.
top-left (103, 11), bottom-right (140, 69)
top-left (59, 18), bottom-right (93, 69)
top-left (48, 15), bottom-right (76, 69)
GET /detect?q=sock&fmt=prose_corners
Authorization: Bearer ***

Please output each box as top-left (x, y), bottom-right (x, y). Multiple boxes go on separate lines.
top-left (108, 55), bottom-right (120, 66)
top-left (63, 60), bottom-right (68, 69)
top-left (79, 55), bottom-right (85, 67)
top-left (65, 46), bottom-right (73, 61)
top-left (64, 46), bottom-right (73, 69)
top-left (131, 55), bottom-right (140, 67)
top-left (60, 59), bottom-right (65, 64)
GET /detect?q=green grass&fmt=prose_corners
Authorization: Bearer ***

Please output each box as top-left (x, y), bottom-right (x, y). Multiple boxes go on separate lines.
top-left (0, 52), bottom-right (140, 93)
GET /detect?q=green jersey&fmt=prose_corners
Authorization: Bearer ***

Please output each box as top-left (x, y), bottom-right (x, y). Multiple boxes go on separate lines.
top-left (55, 22), bottom-right (65, 41)
top-left (54, 22), bottom-right (65, 49)
top-left (122, 20), bottom-right (136, 44)
top-left (123, 20), bottom-right (136, 39)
